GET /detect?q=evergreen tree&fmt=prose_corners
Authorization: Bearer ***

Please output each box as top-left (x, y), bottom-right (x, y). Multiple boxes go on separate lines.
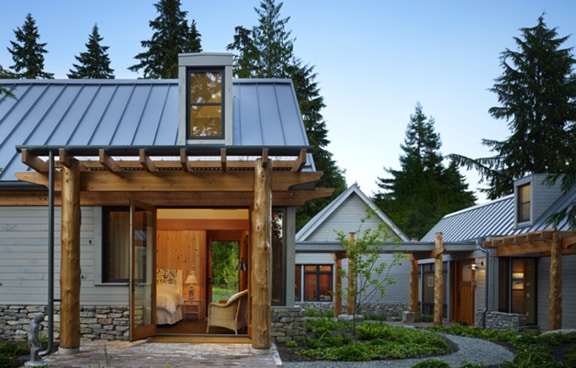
top-left (227, 0), bottom-right (347, 229)
top-left (68, 24), bottom-right (114, 79)
top-left (7, 13), bottom-right (53, 79)
top-left (450, 15), bottom-right (576, 200)
top-left (374, 104), bottom-right (475, 240)
top-left (129, 0), bottom-right (202, 78)
top-left (0, 65), bottom-right (17, 98)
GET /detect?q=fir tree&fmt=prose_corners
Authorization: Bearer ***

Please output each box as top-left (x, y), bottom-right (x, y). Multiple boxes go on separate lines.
top-left (227, 0), bottom-right (347, 229)
top-left (7, 13), bottom-right (53, 79)
top-left (68, 24), bottom-right (114, 79)
top-left (450, 15), bottom-right (576, 200)
top-left (129, 0), bottom-right (202, 78)
top-left (374, 104), bottom-right (475, 240)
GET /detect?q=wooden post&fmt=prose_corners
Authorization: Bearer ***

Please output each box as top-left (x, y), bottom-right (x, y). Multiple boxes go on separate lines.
top-left (60, 157), bottom-right (81, 353)
top-left (549, 232), bottom-right (562, 330)
top-left (333, 252), bottom-right (344, 317)
top-left (251, 158), bottom-right (272, 349)
top-left (346, 232), bottom-right (356, 315)
top-left (434, 233), bottom-right (444, 326)
top-left (410, 256), bottom-right (419, 313)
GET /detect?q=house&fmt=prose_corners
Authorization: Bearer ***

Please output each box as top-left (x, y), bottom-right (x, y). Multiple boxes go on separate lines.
top-left (295, 184), bottom-right (413, 316)
top-left (421, 174), bottom-right (576, 331)
top-left (0, 53), bottom-right (332, 352)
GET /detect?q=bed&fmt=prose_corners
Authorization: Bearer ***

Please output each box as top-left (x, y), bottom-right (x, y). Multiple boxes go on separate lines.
top-left (156, 268), bottom-right (184, 325)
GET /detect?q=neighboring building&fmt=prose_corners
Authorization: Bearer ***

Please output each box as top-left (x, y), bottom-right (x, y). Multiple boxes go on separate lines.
top-left (295, 184), bottom-right (413, 316)
top-left (421, 174), bottom-right (576, 331)
top-left (0, 53), bottom-right (332, 350)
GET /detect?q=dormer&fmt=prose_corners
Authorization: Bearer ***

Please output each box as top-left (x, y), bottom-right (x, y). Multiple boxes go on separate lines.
top-left (514, 174), bottom-right (563, 227)
top-left (178, 53), bottom-right (233, 145)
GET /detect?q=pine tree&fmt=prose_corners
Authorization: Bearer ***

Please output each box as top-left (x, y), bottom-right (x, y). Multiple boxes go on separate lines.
top-left (227, 0), bottom-right (347, 229)
top-left (450, 15), bottom-right (576, 200)
top-left (7, 13), bottom-right (53, 79)
top-left (374, 104), bottom-right (475, 240)
top-left (68, 24), bottom-right (114, 79)
top-left (129, 0), bottom-right (202, 78)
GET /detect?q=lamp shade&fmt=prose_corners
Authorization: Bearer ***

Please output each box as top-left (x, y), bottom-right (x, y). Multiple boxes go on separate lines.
top-left (185, 274), bottom-right (199, 284)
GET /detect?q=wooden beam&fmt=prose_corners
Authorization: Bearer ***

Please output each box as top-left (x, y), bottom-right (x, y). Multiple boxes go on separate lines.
top-left (59, 149), bottom-right (74, 168)
top-left (139, 149), bottom-right (157, 172)
top-left (496, 241), bottom-right (552, 256)
top-left (346, 232), bottom-right (357, 315)
top-left (59, 158), bottom-right (81, 352)
top-left (179, 149), bottom-right (191, 172)
top-left (250, 157), bottom-right (272, 350)
top-left (99, 149), bottom-right (121, 172)
top-left (21, 149), bottom-right (48, 172)
top-left (549, 232), bottom-right (562, 330)
top-left (220, 148), bottom-right (227, 172)
top-left (434, 232), bottom-right (444, 326)
top-left (334, 257), bottom-right (343, 317)
top-left (291, 149), bottom-right (307, 172)
top-left (261, 149), bottom-right (269, 168)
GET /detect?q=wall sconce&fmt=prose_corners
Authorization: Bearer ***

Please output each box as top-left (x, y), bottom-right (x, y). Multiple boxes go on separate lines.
top-left (471, 261), bottom-right (485, 271)
top-left (185, 272), bottom-right (199, 300)
top-left (237, 258), bottom-right (247, 272)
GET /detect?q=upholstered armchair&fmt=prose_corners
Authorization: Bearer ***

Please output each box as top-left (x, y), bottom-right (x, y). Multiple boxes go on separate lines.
top-left (206, 289), bottom-right (249, 335)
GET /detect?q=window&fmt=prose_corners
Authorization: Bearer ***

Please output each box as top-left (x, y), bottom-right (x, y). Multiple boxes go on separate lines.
top-left (297, 265), bottom-right (333, 302)
top-left (271, 210), bottom-right (285, 305)
top-left (187, 68), bottom-right (223, 139)
top-left (102, 207), bottom-right (130, 283)
top-left (517, 183), bottom-right (531, 223)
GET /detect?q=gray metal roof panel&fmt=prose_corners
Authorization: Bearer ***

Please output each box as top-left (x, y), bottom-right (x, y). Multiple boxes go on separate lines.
top-left (0, 78), bottom-right (311, 180)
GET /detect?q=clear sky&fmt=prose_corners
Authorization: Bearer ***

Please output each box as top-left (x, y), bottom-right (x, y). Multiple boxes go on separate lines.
top-left (1, 1), bottom-right (575, 203)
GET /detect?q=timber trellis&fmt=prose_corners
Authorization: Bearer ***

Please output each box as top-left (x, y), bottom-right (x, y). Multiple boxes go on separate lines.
top-left (13, 145), bottom-right (333, 351)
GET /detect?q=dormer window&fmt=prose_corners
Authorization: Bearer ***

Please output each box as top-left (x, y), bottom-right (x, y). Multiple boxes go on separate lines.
top-left (517, 183), bottom-right (531, 223)
top-left (178, 53), bottom-right (233, 145)
top-left (187, 68), bottom-right (224, 139)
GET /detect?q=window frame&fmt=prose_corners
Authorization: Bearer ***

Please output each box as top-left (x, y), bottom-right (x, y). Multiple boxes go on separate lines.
top-left (186, 67), bottom-right (225, 140)
top-left (517, 183), bottom-right (531, 224)
top-left (298, 264), bottom-right (334, 302)
top-left (100, 206), bottom-right (130, 284)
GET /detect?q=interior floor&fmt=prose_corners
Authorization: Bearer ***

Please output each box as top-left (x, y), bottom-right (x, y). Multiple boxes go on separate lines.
top-left (157, 319), bottom-right (248, 336)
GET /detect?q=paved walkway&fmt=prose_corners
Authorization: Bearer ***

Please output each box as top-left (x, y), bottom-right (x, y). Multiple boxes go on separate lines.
top-left (38, 341), bottom-right (282, 368)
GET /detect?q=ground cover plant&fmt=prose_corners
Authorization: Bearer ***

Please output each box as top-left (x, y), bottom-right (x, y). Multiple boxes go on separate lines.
top-left (0, 341), bottom-right (29, 368)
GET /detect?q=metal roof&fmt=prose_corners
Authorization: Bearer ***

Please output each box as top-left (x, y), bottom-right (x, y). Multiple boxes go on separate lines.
top-left (0, 78), bottom-right (312, 181)
top-left (420, 195), bottom-right (516, 243)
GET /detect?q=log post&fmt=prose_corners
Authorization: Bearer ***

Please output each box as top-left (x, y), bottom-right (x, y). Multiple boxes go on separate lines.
top-left (409, 256), bottom-right (419, 313)
top-left (549, 232), bottom-right (562, 330)
top-left (434, 232), bottom-right (444, 326)
top-left (59, 156), bottom-right (81, 353)
top-left (251, 157), bottom-right (272, 349)
top-left (333, 252), bottom-right (345, 317)
top-left (346, 232), bottom-right (356, 315)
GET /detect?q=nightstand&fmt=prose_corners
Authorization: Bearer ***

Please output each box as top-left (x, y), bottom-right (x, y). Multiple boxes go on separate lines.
top-left (183, 300), bottom-right (201, 320)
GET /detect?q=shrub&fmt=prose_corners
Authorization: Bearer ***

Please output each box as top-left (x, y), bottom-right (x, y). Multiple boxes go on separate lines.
top-left (411, 359), bottom-right (450, 368)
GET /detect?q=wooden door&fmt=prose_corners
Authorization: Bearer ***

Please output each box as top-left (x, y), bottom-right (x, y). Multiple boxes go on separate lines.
top-left (453, 260), bottom-right (475, 325)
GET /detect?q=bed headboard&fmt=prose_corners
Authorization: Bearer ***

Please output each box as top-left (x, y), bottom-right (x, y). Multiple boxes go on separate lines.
top-left (156, 268), bottom-right (182, 293)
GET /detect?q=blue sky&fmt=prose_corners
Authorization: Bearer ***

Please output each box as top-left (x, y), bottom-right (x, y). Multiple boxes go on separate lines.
top-left (1, 1), bottom-right (575, 203)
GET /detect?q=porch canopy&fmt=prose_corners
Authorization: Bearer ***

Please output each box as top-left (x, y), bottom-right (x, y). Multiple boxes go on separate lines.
top-left (12, 144), bottom-right (332, 351)
top-left (484, 229), bottom-right (576, 330)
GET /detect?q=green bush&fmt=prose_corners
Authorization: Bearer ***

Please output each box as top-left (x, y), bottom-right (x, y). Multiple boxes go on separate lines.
top-left (411, 359), bottom-right (450, 368)
top-left (0, 354), bottom-right (16, 368)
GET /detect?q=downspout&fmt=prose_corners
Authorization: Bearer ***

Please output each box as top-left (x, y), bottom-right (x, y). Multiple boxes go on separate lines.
top-left (40, 151), bottom-right (54, 357)
top-left (478, 237), bottom-right (490, 328)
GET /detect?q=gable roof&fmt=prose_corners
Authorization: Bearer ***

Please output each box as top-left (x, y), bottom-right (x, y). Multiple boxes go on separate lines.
top-left (0, 78), bottom-right (313, 181)
top-left (296, 183), bottom-right (409, 242)
top-left (421, 185), bottom-right (576, 243)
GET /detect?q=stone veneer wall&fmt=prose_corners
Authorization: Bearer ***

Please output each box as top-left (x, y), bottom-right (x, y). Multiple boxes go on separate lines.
top-left (476, 310), bottom-right (528, 332)
top-left (297, 301), bottom-right (408, 319)
top-left (0, 305), bottom-right (130, 342)
top-left (271, 307), bottom-right (306, 343)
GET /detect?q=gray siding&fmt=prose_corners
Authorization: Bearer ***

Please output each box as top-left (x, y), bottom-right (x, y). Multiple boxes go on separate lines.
top-left (0, 206), bottom-right (127, 305)
top-left (537, 255), bottom-right (576, 330)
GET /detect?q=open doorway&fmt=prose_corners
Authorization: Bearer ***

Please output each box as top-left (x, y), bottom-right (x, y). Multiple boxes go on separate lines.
top-left (155, 209), bottom-right (249, 337)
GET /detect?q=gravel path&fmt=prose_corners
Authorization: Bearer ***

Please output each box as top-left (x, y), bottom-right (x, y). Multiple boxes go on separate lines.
top-left (282, 334), bottom-right (515, 368)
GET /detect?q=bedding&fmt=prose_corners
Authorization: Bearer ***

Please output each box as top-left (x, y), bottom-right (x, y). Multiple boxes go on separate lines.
top-left (156, 269), bottom-right (184, 325)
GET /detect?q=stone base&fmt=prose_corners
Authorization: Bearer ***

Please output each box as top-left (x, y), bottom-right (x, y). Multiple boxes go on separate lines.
top-left (402, 311), bottom-right (417, 323)
top-left (24, 360), bottom-right (48, 367)
top-left (58, 346), bottom-right (80, 355)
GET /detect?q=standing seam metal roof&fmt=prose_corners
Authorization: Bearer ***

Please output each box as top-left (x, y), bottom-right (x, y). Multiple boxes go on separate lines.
top-left (0, 78), bottom-right (312, 181)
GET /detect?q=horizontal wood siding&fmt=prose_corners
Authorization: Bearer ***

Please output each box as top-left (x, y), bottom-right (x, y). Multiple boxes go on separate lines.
top-left (0, 206), bottom-right (127, 305)
top-left (537, 255), bottom-right (576, 330)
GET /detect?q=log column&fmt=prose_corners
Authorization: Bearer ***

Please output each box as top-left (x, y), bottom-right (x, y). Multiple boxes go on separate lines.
top-left (346, 232), bottom-right (356, 315)
top-left (333, 252), bottom-right (345, 317)
top-left (59, 156), bottom-right (81, 353)
top-left (549, 232), bottom-right (562, 330)
top-left (409, 256), bottom-right (419, 313)
top-left (251, 157), bottom-right (272, 349)
top-left (434, 232), bottom-right (444, 326)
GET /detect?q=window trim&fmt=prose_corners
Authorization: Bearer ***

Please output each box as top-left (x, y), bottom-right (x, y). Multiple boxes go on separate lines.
top-left (516, 182), bottom-right (532, 224)
top-left (100, 206), bottom-right (130, 284)
top-left (299, 264), bottom-right (334, 302)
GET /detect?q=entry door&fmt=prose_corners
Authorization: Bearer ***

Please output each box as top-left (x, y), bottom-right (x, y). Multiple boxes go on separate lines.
top-left (129, 200), bottom-right (156, 341)
top-left (454, 260), bottom-right (475, 325)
